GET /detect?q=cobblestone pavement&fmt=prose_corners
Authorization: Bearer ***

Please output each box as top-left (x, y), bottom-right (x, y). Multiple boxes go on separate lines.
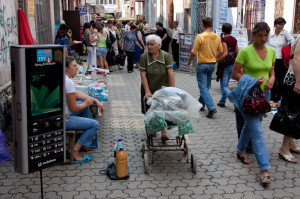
top-left (1, 68), bottom-right (300, 199)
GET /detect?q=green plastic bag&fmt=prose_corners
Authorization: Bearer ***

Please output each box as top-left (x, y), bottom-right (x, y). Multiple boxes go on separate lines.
top-left (178, 120), bottom-right (194, 136)
top-left (145, 117), bottom-right (167, 135)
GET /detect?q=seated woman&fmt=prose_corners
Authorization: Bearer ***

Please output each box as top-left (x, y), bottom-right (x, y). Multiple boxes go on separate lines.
top-left (65, 56), bottom-right (104, 163)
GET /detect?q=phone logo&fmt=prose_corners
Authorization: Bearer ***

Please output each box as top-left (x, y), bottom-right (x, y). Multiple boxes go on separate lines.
top-left (37, 49), bottom-right (53, 63)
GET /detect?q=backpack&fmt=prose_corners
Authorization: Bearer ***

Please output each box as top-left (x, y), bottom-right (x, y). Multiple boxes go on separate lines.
top-left (281, 43), bottom-right (291, 69)
top-left (220, 37), bottom-right (237, 66)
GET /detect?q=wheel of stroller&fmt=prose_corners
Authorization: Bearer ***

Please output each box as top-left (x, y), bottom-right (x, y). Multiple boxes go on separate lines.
top-left (144, 153), bottom-right (149, 174)
top-left (183, 143), bottom-right (188, 157)
top-left (191, 154), bottom-right (197, 173)
top-left (141, 144), bottom-right (146, 157)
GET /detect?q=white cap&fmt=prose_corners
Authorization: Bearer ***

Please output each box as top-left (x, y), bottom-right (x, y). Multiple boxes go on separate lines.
top-left (104, 20), bottom-right (108, 23)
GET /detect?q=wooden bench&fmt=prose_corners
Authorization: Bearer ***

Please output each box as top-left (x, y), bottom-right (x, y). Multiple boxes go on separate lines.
top-left (66, 130), bottom-right (78, 165)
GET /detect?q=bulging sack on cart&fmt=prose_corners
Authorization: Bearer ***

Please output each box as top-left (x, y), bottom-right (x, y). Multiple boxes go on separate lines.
top-left (144, 87), bottom-right (202, 134)
top-left (145, 87), bottom-right (202, 123)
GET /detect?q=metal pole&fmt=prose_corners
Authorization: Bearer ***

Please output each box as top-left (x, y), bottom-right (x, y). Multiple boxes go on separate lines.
top-left (40, 169), bottom-right (44, 199)
top-left (237, 0), bottom-right (243, 28)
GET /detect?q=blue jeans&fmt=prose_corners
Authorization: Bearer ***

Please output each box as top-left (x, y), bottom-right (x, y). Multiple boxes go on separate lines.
top-left (219, 64), bottom-right (233, 105)
top-left (196, 63), bottom-right (216, 111)
top-left (66, 100), bottom-right (99, 149)
top-left (236, 91), bottom-right (271, 171)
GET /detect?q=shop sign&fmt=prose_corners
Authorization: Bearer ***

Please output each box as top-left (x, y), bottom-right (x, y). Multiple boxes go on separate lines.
top-left (86, 0), bottom-right (96, 5)
top-left (78, 7), bottom-right (87, 15)
top-left (28, 0), bottom-right (35, 17)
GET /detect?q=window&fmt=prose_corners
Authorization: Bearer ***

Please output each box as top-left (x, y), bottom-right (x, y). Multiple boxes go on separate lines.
top-left (228, 0), bottom-right (237, 7)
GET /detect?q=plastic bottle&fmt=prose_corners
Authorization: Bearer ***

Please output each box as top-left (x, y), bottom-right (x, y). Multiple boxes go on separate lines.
top-left (116, 139), bottom-right (123, 152)
top-left (116, 147), bottom-right (127, 178)
top-left (114, 138), bottom-right (120, 158)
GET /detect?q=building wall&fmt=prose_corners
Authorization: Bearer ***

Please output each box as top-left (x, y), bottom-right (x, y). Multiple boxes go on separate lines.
top-left (283, 0), bottom-right (296, 33)
top-left (264, 0), bottom-right (295, 33)
top-left (0, 0), bottom-right (18, 130)
top-left (294, 0), bottom-right (300, 33)
top-left (0, 0), bottom-right (18, 87)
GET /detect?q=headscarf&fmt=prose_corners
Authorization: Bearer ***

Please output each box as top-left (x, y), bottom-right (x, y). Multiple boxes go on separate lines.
top-left (56, 24), bottom-right (69, 39)
top-left (137, 23), bottom-right (143, 31)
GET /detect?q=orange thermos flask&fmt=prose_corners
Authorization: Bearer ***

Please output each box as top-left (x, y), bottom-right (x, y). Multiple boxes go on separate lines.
top-left (116, 147), bottom-right (127, 178)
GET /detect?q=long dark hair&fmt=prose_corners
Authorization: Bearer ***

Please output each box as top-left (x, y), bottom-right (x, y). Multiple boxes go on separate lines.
top-left (56, 24), bottom-right (69, 39)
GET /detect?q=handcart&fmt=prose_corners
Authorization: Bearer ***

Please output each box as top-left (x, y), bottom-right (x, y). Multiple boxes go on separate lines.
top-left (141, 98), bottom-right (197, 174)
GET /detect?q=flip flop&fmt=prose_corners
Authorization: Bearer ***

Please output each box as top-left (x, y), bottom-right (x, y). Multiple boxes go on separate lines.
top-left (73, 155), bottom-right (94, 164)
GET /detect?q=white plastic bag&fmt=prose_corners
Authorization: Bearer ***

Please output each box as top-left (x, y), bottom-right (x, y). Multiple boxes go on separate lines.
top-left (145, 87), bottom-right (202, 124)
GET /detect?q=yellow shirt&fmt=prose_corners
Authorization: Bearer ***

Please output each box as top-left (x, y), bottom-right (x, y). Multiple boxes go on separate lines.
top-left (191, 31), bottom-right (223, 63)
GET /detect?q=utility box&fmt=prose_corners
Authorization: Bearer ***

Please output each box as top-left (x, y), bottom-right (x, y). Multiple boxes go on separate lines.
top-left (11, 45), bottom-right (65, 174)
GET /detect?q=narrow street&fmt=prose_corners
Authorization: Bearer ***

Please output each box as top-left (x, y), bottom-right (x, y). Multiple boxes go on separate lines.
top-left (1, 69), bottom-right (300, 198)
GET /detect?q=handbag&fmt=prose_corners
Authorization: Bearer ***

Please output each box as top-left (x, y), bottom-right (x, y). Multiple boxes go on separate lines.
top-left (283, 57), bottom-right (295, 86)
top-left (241, 86), bottom-right (271, 116)
top-left (106, 34), bottom-right (112, 49)
top-left (269, 106), bottom-right (300, 139)
top-left (220, 37), bottom-right (237, 66)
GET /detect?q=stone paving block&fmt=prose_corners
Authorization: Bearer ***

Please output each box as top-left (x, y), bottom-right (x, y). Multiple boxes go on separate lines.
top-left (155, 187), bottom-right (176, 196)
top-left (74, 190), bottom-right (96, 199)
top-left (60, 183), bottom-right (80, 192)
top-left (223, 193), bottom-right (244, 199)
top-left (191, 194), bottom-right (212, 199)
top-left (137, 180), bottom-right (158, 189)
top-left (186, 186), bottom-right (206, 195)
top-left (253, 190), bottom-right (275, 199)
top-left (44, 191), bottom-right (61, 199)
top-left (243, 191), bottom-right (264, 199)
top-left (57, 191), bottom-right (79, 198)
top-left (167, 179), bottom-right (188, 188)
top-left (139, 188), bottom-right (161, 197)
top-left (90, 190), bottom-right (111, 198)
top-left (105, 181), bottom-right (127, 190)
top-left (0, 193), bottom-right (13, 199)
top-left (204, 186), bottom-right (225, 195)
top-left (172, 187), bottom-right (193, 196)
top-left (123, 188), bottom-right (144, 198)
top-left (107, 190), bottom-right (130, 198)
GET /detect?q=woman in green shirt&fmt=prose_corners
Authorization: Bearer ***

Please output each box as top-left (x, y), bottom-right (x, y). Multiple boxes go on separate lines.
top-left (232, 22), bottom-right (275, 186)
top-left (96, 23), bottom-right (109, 69)
top-left (140, 34), bottom-right (175, 141)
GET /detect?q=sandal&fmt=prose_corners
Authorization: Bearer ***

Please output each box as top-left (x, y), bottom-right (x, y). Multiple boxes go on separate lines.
top-left (260, 176), bottom-right (271, 186)
top-left (237, 152), bottom-right (250, 164)
top-left (278, 152), bottom-right (297, 163)
top-left (290, 147), bottom-right (300, 154)
top-left (73, 155), bottom-right (94, 164)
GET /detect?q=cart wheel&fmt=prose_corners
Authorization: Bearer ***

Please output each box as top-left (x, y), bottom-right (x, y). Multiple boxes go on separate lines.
top-left (191, 154), bottom-right (197, 173)
top-left (144, 154), bottom-right (149, 174)
top-left (183, 143), bottom-right (188, 157)
top-left (141, 144), bottom-right (145, 157)
top-left (176, 136), bottom-right (180, 145)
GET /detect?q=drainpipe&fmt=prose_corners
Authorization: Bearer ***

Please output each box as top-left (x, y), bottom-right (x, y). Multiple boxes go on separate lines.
top-left (212, 0), bottom-right (220, 31)
top-left (145, 0), bottom-right (148, 22)
top-left (192, 0), bottom-right (197, 35)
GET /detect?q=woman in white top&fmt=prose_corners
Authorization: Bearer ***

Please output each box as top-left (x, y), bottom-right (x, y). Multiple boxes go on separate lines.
top-left (65, 56), bottom-right (104, 163)
top-left (267, 17), bottom-right (295, 102)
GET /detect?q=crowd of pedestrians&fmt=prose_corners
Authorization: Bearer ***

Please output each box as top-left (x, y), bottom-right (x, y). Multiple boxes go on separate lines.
top-left (55, 16), bottom-right (300, 186)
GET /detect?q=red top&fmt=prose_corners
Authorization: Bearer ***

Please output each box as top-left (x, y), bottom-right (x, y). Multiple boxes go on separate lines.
top-left (80, 30), bottom-right (83, 41)
top-left (221, 36), bottom-right (237, 52)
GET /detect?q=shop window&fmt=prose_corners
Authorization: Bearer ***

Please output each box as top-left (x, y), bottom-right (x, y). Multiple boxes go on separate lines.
top-left (228, 0), bottom-right (237, 7)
